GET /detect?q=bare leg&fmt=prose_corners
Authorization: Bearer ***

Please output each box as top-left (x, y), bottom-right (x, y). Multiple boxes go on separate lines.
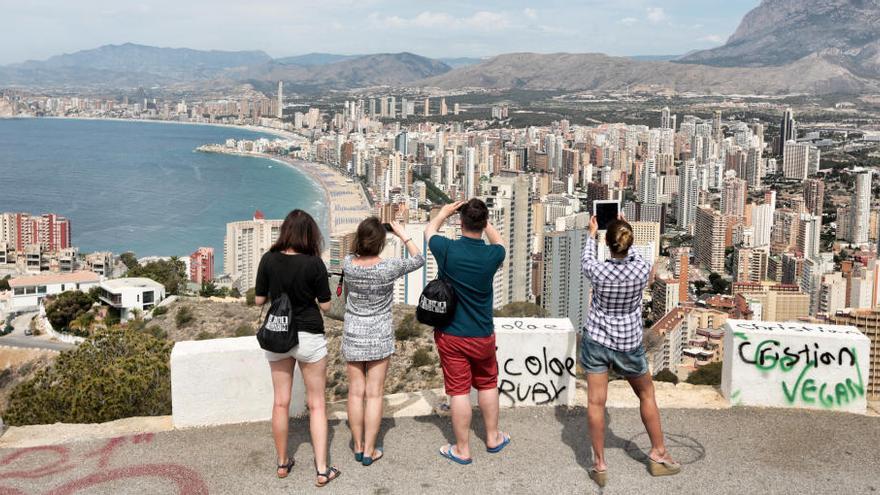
top-left (477, 387), bottom-right (504, 448)
top-left (448, 394), bottom-right (473, 459)
top-left (346, 362), bottom-right (366, 454)
top-left (627, 373), bottom-right (674, 462)
top-left (269, 358), bottom-right (295, 476)
top-left (299, 357), bottom-right (336, 482)
top-left (586, 372), bottom-right (609, 471)
top-left (363, 358), bottom-right (390, 458)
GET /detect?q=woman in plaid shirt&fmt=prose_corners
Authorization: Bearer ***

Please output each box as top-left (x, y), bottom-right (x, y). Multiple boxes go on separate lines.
top-left (580, 215), bottom-right (680, 487)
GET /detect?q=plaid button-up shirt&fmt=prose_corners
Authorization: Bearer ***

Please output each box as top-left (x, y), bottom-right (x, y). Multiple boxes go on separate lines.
top-left (581, 236), bottom-right (651, 352)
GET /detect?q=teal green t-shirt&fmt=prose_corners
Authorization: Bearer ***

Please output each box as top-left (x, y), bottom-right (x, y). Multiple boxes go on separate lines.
top-left (428, 235), bottom-right (506, 338)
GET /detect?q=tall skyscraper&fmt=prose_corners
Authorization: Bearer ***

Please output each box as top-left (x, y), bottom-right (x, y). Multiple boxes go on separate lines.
top-left (223, 211), bottom-right (282, 291)
top-left (542, 228), bottom-right (591, 330)
top-left (423, 97), bottom-right (430, 117)
top-left (777, 108), bottom-right (796, 155)
top-left (721, 175), bottom-right (747, 219)
top-left (660, 107), bottom-right (671, 129)
top-left (713, 110), bottom-right (723, 143)
top-left (276, 81), bottom-right (283, 119)
top-left (850, 169), bottom-right (873, 244)
top-left (485, 175), bottom-right (533, 304)
top-left (694, 206), bottom-right (727, 273)
top-left (803, 178), bottom-right (825, 217)
top-left (677, 160), bottom-right (698, 231)
top-left (464, 147), bottom-right (476, 199)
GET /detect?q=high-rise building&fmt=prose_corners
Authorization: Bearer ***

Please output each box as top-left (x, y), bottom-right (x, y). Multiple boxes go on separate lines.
top-left (485, 175), bottom-right (533, 304)
top-left (721, 176), bottom-right (747, 219)
top-left (464, 147), bottom-right (476, 199)
top-left (694, 206), bottom-right (727, 273)
top-left (423, 97), bottom-right (430, 117)
top-left (652, 277), bottom-right (680, 322)
top-left (660, 107), bottom-right (672, 130)
top-left (223, 211), bottom-right (283, 291)
top-left (276, 81), bottom-right (283, 119)
top-left (0, 212), bottom-right (72, 252)
top-left (189, 247), bottom-right (215, 284)
top-left (797, 214), bottom-right (822, 260)
top-left (542, 228), bottom-right (591, 330)
top-left (803, 178), bottom-right (825, 217)
top-left (713, 110), bottom-right (723, 143)
top-left (677, 160), bottom-right (699, 231)
top-left (850, 170), bottom-right (872, 244)
top-left (782, 141), bottom-right (820, 181)
top-left (818, 272), bottom-right (847, 316)
top-left (830, 308), bottom-right (880, 399)
top-left (777, 108), bottom-right (796, 155)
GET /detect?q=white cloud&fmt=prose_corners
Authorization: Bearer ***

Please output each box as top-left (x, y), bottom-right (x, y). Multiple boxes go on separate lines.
top-left (523, 8), bottom-right (538, 19)
top-left (646, 7), bottom-right (667, 24)
top-left (369, 10), bottom-right (512, 32)
top-left (619, 17), bottom-right (639, 26)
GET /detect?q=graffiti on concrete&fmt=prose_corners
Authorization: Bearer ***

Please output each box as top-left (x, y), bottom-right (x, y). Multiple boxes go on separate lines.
top-left (0, 434), bottom-right (208, 495)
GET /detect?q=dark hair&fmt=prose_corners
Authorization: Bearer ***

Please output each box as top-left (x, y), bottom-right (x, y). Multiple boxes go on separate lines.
top-left (459, 198), bottom-right (489, 232)
top-left (270, 210), bottom-right (323, 256)
top-left (352, 216), bottom-right (386, 257)
top-left (606, 219), bottom-right (634, 257)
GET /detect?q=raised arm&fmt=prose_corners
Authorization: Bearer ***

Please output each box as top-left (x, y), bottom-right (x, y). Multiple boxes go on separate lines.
top-left (425, 200), bottom-right (466, 241)
top-left (582, 216), bottom-right (601, 279)
top-left (485, 222), bottom-right (503, 245)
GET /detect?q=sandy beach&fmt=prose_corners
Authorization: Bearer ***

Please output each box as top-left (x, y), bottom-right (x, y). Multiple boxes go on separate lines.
top-left (197, 146), bottom-right (371, 237)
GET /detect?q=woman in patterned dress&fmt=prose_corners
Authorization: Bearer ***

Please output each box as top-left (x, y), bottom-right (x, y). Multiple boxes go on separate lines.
top-left (343, 216), bottom-right (425, 466)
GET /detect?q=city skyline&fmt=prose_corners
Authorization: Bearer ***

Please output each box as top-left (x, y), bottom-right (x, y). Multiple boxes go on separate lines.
top-left (0, 0), bottom-right (760, 65)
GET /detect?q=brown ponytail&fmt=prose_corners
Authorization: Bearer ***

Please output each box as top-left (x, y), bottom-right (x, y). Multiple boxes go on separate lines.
top-left (606, 219), bottom-right (634, 257)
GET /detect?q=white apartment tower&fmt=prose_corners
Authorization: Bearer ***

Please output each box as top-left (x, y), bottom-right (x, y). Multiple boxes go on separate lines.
top-left (223, 211), bottom-right (283, 291)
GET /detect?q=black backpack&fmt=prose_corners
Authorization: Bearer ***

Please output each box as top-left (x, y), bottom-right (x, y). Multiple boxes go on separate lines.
top-left (417, 247), bottom-right (457, 327)
top-left (257, 292), bottom-right (299, 353)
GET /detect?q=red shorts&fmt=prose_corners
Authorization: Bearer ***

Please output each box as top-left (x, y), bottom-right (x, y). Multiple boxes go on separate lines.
top-left (434, 330), bottom-right (498, 396)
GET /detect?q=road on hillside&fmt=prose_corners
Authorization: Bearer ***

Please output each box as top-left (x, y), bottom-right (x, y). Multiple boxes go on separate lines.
top-left (0, 312), bottom-right (74, 352)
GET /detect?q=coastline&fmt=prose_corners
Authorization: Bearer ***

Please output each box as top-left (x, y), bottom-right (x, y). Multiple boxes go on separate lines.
top-left (198, 146), bottom-right (371, 237)
top-left (40, 115), bottom-right (299, 141)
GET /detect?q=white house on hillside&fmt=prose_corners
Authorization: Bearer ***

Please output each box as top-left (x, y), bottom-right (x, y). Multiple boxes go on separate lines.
top-left (7, 271), bottom-right (101, 312)
top-left (98, 278), bottom-right (166, 322)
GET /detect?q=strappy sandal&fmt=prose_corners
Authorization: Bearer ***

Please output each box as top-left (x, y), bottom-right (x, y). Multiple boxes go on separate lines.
top-left (276, 458), bottom-right (295, 479)
top-left (648, 457), bottom-right (681, 477)
top-left (315, 463), bottom-right (341, 487)
top-left (589, 467), bottom-right (607, 487)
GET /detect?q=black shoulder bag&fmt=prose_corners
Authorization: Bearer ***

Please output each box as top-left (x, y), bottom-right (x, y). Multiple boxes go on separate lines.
top-left (417, 245), bottom-right (458, 327)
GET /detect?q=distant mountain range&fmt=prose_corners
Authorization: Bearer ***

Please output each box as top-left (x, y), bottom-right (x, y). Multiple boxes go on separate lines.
top-left (2, 0), bottom-right (880, 95)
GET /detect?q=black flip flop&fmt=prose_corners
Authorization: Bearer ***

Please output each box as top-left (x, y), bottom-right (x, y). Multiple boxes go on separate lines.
top-left (276, 458), bottom-right (295, 479)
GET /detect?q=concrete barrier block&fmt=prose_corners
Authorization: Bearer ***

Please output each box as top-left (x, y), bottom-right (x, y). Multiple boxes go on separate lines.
top-left (494, 318), bottom-right (578, 408)
top-left (721, 320), bottom-right (871, 414)
top-left (171, 336), bottom-right (306, 428)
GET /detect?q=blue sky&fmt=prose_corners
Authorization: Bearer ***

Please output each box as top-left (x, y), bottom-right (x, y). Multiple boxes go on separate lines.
top-left (0, 0), bottom-right (761, 65)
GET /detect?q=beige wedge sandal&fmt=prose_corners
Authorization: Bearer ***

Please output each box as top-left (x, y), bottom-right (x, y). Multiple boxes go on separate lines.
top-left (589, 467), bottom-right (608, 487)
top-left (648, 457), bottom-right (681, 477)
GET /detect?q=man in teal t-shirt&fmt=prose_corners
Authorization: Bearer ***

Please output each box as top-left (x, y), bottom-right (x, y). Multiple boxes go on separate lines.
top-left (426, 198), bottom-right (510, 466)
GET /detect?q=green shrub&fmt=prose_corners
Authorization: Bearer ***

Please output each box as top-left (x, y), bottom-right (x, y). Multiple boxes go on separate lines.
top-left (145, 325), bottom-right (168, 340)
top-left (654, 369), bottom-right (679, 384)
top-left (233, 324), bottom-right (254, 337)
top-left (45, 291), bottom-right (94, 330)
top-left (411, 347), bottom-right (434, 368)
top-left (195, 331), bottom-right (216, 340)
top-left (175, 306), bottom-right (195, 328)
top-left (686, 361), bottom-right (723, 386)
top-left (245, 288), bottom-right (256, 306)
top-left (395, 314), bottom-right (423, 341)
top-left (151, 305), bottom-right (168, 317)
top-left (4, 327), bottom-right (172, 426)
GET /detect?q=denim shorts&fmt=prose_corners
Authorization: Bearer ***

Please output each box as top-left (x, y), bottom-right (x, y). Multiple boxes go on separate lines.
top-left (264, 332), bottom-right (328, 364)
top-left (580, 334), bottom-right (648, 377)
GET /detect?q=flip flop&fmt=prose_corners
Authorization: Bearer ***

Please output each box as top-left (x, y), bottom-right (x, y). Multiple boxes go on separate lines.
top-left (362, 448), bottom-right (383, 466)
top-left (354, 451), bottom-right (363, 463)
top-left (439, 444), bottom-right (473, 465)
top-left (589, 467), bottom-right (608, 487)
top-left (648, 457), bottom-right (681, 477)
top-left (486, 432), bottom-right (511, 454)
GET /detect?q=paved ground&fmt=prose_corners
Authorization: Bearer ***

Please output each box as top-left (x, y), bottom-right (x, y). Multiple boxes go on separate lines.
top-left (0, 406), bottom-right (877, 494)
top-left (0, 312), bottom-right (75, 352)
